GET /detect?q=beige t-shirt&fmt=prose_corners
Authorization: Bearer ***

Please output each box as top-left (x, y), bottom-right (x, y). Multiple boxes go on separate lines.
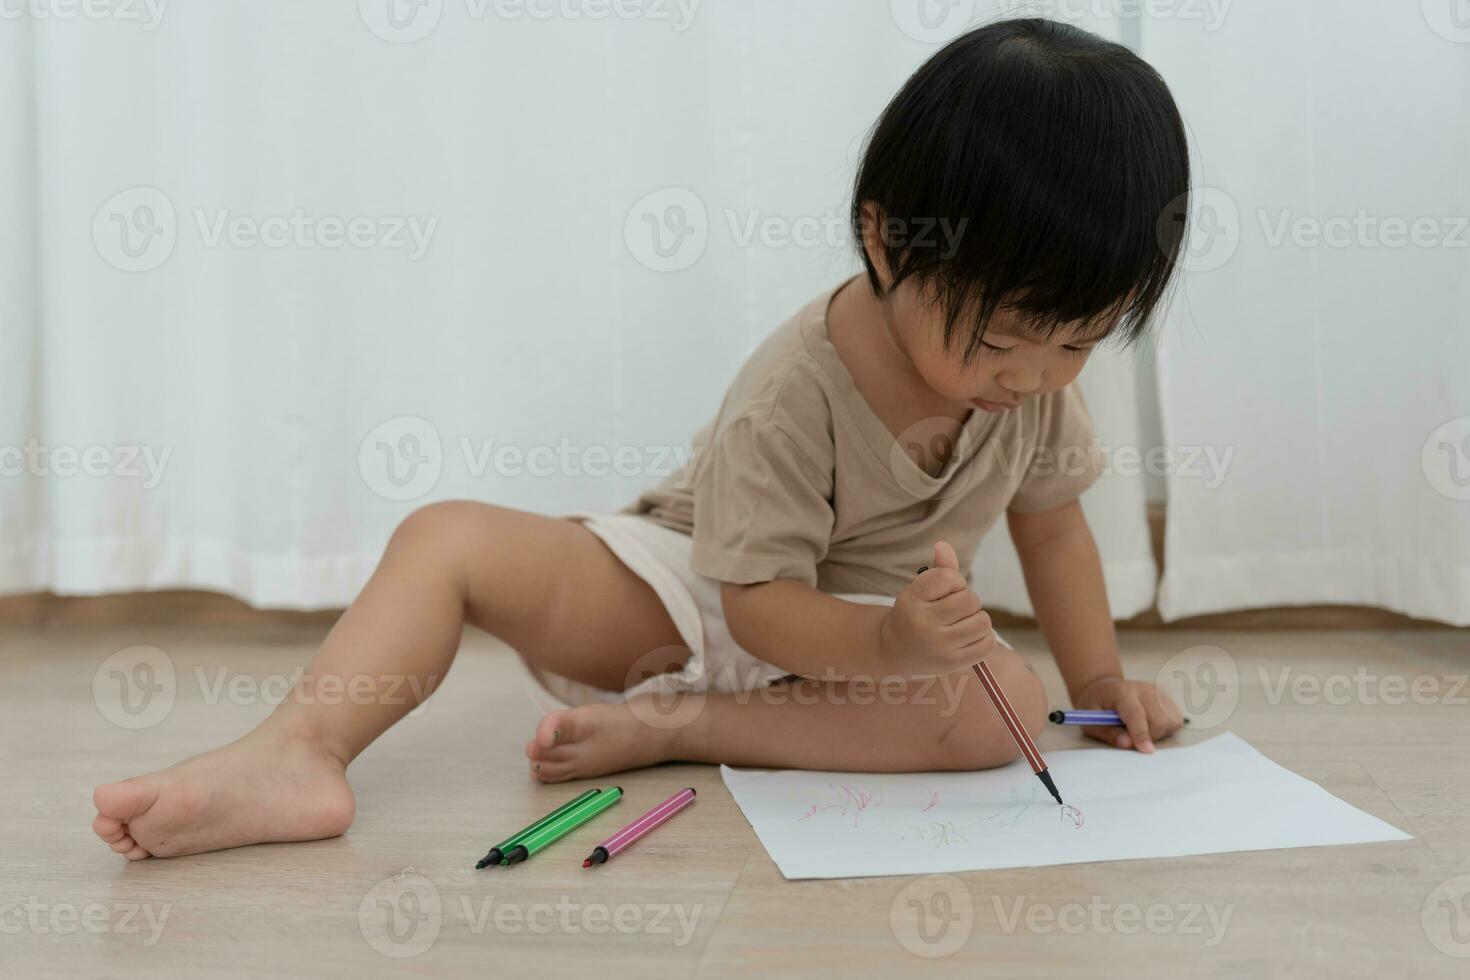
top-left (626, 282), bottom-right (1103, 597)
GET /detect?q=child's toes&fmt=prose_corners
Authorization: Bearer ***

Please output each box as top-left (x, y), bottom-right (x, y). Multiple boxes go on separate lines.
top-left (93, 776), bottom-right (161, 825)
top-left (524, 738), bottom-right (571, 763)
top-left (529, 760), bottom-right (574, 783)
top-left (122, 841), bottom-right (152, 861)
top-left (109, 833), bottom-right (140, 855)
top-left (93, 813), bottom-right (127, 844)
top-left (533, 710), bottom-right (580, 750)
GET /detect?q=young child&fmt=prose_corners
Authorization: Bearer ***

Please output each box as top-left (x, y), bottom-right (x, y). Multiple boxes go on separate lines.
top-left (93, 18), bottom-right (1189, 860)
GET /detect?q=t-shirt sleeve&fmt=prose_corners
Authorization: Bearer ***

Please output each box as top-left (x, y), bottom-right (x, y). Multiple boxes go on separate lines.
top-left (688, 414), bottom-right (835, 587)
top-left (1007, 383), bottom-right (1104, 514)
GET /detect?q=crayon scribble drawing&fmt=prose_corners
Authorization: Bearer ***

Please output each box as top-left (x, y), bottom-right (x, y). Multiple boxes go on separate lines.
top-left (893, 820), bottom-right (967, 849)
top-left (921, 792), bottom-right (940, 813)
top-left (797, 783), bottom-right (884, 827)
top-left (929, 821), bottom-right (963, 847)
top-left (983, 787), bottom-right (1037, 829)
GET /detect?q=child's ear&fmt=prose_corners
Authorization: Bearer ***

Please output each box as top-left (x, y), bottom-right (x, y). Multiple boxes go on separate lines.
top-left (858, 201), bottom-right (894, 288)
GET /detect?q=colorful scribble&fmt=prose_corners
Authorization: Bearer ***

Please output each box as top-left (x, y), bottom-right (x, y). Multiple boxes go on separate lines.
top-left (911, 820), bottom-right (964, 848)
top-left (796, 783), bottom-right (885, 827)
top-left (983, 787), bottom-right (1036, 829)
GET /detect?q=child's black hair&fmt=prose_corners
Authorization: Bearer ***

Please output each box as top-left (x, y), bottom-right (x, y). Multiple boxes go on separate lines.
top-left (851, 18), bottom-right (1190, 358)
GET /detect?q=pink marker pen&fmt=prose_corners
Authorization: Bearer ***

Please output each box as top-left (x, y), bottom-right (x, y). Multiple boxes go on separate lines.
top-left (582, 788), bottom-right (696, 867)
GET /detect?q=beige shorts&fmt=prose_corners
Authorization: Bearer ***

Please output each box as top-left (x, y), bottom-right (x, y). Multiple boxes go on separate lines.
top-left (518, 513), bottom-right (1009, 714)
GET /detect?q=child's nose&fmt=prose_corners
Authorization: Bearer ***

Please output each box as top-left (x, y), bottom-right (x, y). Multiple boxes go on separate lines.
top-left (998, 366), bottom-right (1042, 394)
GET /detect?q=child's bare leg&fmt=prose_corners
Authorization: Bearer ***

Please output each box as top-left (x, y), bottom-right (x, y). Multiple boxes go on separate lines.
top-left (92, 502), bottom-right (683, 859)
top-left (525, 645), bottom-right (1047, 780)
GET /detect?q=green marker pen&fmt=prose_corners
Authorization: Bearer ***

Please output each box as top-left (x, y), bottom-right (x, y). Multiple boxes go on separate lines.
top-left (475, 788), bottom-right (601, 869)
top-left (504, 786), bottom-right (624, 865)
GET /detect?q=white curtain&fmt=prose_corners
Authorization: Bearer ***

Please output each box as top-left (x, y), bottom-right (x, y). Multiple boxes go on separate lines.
top-left (1146, 3), bottom-right (1470, 625)
top-left (0, 1), bottom-right (1157, 615)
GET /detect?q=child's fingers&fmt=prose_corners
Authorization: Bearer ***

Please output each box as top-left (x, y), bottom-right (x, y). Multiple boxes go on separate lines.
top-left (955, 630), bottom-right (998, 661)
top-left (932, 587), bottom-right (983, 625)
top-left (1140, 685), bottom-right (1182, 740)
top-left (1116, 695), bottom-right (1155, 753)
top-left (1081, 725), bottom-right (1125, 749)
top-left (913, 566), bottom-right (967, 602)
top-left (945, 608), bottom-right (994, 648)
top-left (932, 540), bottom-right (961, 572)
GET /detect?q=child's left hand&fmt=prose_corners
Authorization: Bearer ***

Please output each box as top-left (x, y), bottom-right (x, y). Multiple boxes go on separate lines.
top-left (1072, 676), bottom-right (1182, 753)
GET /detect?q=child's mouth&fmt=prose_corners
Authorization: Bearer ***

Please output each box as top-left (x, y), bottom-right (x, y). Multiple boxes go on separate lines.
top-left (970, 396), bottom-right (1020, 412)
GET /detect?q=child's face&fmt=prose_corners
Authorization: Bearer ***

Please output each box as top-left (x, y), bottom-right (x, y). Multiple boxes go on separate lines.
top-left (885, 278), bottom-right (1107, 413)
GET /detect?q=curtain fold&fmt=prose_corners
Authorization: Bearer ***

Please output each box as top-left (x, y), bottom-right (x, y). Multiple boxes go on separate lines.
top-left (1146, 3), bottom-right (1470, 624)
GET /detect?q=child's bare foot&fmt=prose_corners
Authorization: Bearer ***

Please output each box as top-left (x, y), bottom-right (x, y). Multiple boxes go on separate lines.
top-left (524, 698), bottom-right (689, 782)
top-left (91, 722), bottom-right (356, 860)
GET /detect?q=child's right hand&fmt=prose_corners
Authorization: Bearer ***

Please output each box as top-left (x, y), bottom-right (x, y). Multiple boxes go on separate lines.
top-left (879, 541), bottom-right (997, 676)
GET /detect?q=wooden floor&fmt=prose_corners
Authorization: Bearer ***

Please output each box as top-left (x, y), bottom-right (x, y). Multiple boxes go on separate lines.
top-left (3, 624), bottom-right (1467, 978)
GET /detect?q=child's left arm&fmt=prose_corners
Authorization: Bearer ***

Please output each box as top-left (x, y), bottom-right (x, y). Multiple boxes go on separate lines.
top-left (1007, 500), bottom-right (1182, 753)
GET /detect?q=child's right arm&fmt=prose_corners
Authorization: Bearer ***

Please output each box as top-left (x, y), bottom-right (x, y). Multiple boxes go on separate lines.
top-left (720, 541), bottom-right (998, 681)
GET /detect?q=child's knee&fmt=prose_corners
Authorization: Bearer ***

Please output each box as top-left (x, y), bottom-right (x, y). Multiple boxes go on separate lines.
top-left (384, 502), bottom-right (509, 596)
top-left (389, 501), bottom-right (499, 560)
top-left (393, 500), bottom-right (471, 543)
top-left (933, 649), bottom-right (1048, 770)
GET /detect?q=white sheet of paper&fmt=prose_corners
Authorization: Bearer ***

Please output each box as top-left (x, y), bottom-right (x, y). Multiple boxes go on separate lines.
top-left (720, 733), bottom-right (1411, 880)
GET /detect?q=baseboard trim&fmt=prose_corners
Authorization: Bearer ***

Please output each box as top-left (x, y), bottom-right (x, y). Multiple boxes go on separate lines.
top-left (2, 504), bottom-right (1462, 630)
